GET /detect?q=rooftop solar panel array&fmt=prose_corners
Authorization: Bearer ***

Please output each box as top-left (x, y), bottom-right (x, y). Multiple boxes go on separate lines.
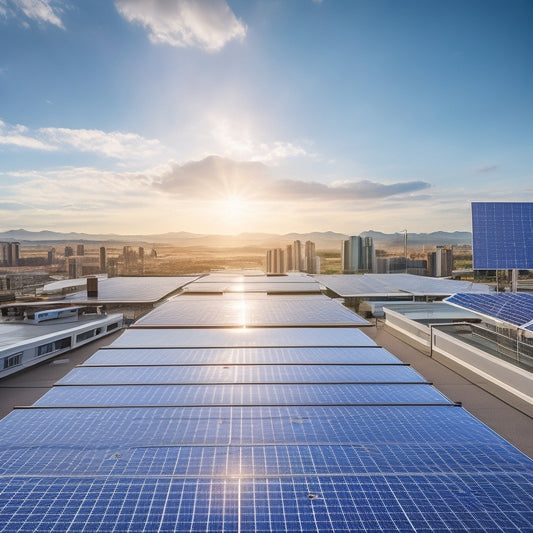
top-left (472, 202), bottom-right (533, 269)
top-left (0, 274), bottom-right (532, 531)
top-left (445, 292), bottom-right (533, 330)
top-left (314, 273), bottom-right (491, 297)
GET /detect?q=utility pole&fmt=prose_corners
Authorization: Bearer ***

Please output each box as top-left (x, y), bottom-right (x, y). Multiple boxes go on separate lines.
top-left (401, 229), bottom-right (407, 273)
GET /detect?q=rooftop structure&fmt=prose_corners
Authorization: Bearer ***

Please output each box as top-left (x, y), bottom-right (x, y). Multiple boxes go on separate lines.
top-left (0, 274), bottom-right (531, 531)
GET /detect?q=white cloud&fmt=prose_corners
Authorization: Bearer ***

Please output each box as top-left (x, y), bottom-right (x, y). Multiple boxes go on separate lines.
top-left (38, 127), bottom-right (166, 160)
top-left (114, 0), bottom-right (246, 51)
top-left (0, 119), bottom-right (167, 160)
top-left (2, 0), bottom-right (64, 28)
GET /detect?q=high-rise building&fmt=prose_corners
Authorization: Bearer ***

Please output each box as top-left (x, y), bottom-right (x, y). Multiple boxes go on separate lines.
top-left (76, 244), bottom-right (85, 256)
top-left (361, 237), bottom-right (376, 273)
top-left (342, 236), bottom-right (361, 274)
top-left (0, 242), bottom-right (20, 267)
top-left (285, 244), bottom-right (294, 271)
top-left (47, 248), bottom-right (56, 265)
top-left (99, 247), bottom-right (106, 273)
top-left (266, 248), bottom-right (286, 274)
top-left (427, 246), bottom-right (453, 277)
top-left (291, 240), bottom-right (304, 271)
top-left (64, 246), bottom-right (74, 257)
top-left (304, 240), bottom-right (320, 274)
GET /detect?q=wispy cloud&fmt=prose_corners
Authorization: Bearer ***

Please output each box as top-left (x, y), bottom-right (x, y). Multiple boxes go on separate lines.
top-left (476, 164), bottom-right (499, 173)
top-left (1, 0), bottom-right (64, 28)
top-left (155, 155), bottom-right (431, 201)
top-left (114, 0), bottom-right (246, 52)
top-left (0, 119), bottom-right (167, 160)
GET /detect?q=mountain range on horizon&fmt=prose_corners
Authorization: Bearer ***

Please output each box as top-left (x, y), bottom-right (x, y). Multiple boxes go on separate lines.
top-left (0, 228), bottom-right (472, 250)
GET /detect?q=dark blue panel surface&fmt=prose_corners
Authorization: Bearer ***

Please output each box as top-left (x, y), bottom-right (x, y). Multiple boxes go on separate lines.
top-left (472, 202), bottom-right (533, 269)
top-left (34, 383), bottom-right (450, 407)
top-left (0, 406), bottom-right (510, 449)
top-left (58, 364), bottom-right (424, 385)
top-left (1, 474), bottom-right (532, 532)
top-left (445, 292), bottom-right (533, 328)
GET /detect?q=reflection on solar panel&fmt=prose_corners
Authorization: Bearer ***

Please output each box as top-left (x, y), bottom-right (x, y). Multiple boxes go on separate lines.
top-left (445, 292), bottom-right (533, 329)
top-left (134, 295), bottom-right (368, 327)
top-left (58, 364), bottom-right (425, 385)
top-left (1, 275), bottom-right (532, 532)
top-left (111, 327), bottom-right (377, 347)
top-left (85, 346), bottom-right (400, 366)
top-left (472, 202), bottom-right (533, 269)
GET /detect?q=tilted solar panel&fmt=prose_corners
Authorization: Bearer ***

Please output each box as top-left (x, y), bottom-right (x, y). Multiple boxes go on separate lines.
top-left (472, 202), bottom-right (533, 269)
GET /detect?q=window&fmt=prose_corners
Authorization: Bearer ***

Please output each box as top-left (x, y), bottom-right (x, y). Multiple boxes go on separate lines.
top-left (37, 342), bottom-right (55, 356)
top-left (76, 329), bottom-right (95, 343)
top-left (3, 352), bottom-right (22, 369)
top-left (106, 322), bottom-right (119, 332)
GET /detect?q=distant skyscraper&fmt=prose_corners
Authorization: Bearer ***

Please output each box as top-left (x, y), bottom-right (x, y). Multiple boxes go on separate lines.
top-left (304, 240), bottom-right (320, 274)
top-left (266, 248), bottom-right (286, 274)
top-left (427, 246), bottom-right (453, 277)
top-left (47, 248), bottom-right (56, 265)
top-left (342, 236), bottom-right (375, 274)
top-left (342, 236), bottom-right (362, 274)
top-left (64, 246), bottom-right (74, 257)
top-left (99, 247), bottom-right (106, 273)
top-left (292, 240), bottom-right (304, 271)
top-left (0, 242), bottom-right (20, 267)
top-left (76, 244), bottom-right (85, 256)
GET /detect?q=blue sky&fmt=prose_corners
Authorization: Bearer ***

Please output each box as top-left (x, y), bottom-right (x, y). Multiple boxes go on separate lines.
top-left (0, 0), bottom-right (531, 235)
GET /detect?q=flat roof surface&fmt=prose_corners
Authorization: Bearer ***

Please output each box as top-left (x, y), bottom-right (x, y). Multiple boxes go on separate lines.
top-left (382, 301), bottom-right (482, 322)
top-left (62, 276), bottom-right (198, 303)
top-left (0, 314), bottom-right (122, 351)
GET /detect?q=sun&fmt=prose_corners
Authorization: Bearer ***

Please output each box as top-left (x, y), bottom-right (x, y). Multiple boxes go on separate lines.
top-left (220, 195), bottom-right (250, 220)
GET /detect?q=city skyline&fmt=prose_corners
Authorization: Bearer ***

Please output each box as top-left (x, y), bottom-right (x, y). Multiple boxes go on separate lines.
top-left (1, 0), bottom-right (531, 235)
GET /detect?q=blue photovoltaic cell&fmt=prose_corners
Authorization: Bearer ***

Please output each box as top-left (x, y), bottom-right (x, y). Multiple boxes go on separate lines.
top-left (34, 383), bottom-right (450, 407)
top-left (110, 327), bottom-right (377, 348)
top-left (1, 442), bottom-right (530, 478)
top-left (0, 474), bottom-right (532, 533)
top-left (472, 202), bottom-right (533, 269)
top-left (58, 364), bottom-right (425, 385)
top-left (0, 406), bottom-right (512, 449)
top-left (85, 346), bottom-right (400, 366)
top-left (445, 292), bottom-right (533, 328)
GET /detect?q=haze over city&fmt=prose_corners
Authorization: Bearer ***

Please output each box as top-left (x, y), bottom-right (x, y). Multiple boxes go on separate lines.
top-left (1, 0), bottom-right (531, 235)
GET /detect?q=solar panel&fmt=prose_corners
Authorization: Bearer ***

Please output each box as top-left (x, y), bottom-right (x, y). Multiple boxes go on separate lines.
top-left (0, 405), bottom-right (507, 448)
top-left (445, 292), bottom-right (533, 328)
top-left (111, 328), bottom-right (377, 348)
top-left (57, 364), bottom-right (425, 385)
top-left (134, 296), bottom-right (369, 327)
top-left (472, 202), bottom-right (533, 269)
top-left (1, 474), bottom-right (531, 532)
top-left (84, 346), bottom-right (401, 366)
top-left (34, 383), bottom-right (450, 407)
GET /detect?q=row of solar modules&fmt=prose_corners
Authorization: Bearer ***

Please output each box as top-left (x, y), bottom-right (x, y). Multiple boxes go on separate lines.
top-left (0, 287), bottom-right (532, 531)
top-left (446, 292), bottom-right (533, 331)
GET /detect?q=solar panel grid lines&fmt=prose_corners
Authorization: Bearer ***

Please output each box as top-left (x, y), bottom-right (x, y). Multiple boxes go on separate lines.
top-left (445, 292), bottom-right (533, 329)
top-left (472, 202), bottom-right (533, 269)
top-left (1, 282), bottom-right (533, 531)
top-left (57, 364), bottom-right (427, 385)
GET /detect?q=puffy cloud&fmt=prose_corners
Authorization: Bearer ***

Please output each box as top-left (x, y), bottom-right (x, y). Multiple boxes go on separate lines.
top-left (155, 155), bottom-right (431, 201)
top-left (114, 0), bottom-right (246, 52)
top-left (1, 0), bottom-right (64, 28)
top-left (0, 119), bottom-right (166, 160)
